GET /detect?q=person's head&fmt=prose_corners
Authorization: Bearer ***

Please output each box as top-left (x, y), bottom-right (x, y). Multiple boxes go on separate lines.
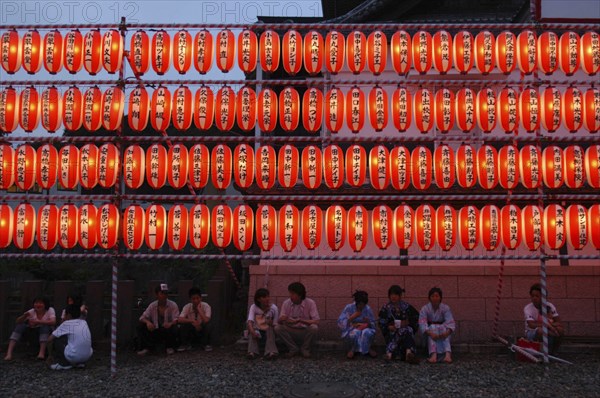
top-left (64, 304), bottom-right (81, 320)
top-left (67, 294), bottom-right (83, 306)
top-left (352, 290), bottom-right (369, 310)
top-left (529, 283), bottom-right (543, 307)
top-left (189, 287), bottom-right (202, 306)
top-left (32, 297), bottom-right (49, 312)
top-left (155, 283), bottom-right (169, 302)
top-left (388, 285), bottom-right (405, 302)
top-left (288, 282), bottom-right (306, 304)
top-left (428, 287), bottom-right (443, 307)
top-left (254, 288), bottom-right (271, 307)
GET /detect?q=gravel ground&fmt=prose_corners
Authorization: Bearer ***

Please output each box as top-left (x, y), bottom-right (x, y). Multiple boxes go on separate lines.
top-left (1, 345), bottom-right (599, 397)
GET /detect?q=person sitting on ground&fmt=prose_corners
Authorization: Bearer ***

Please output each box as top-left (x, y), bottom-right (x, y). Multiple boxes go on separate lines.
top-left (60, 294), bottom-right (88, 323)
top-left (4, 297), bottom-right (56, 361)
top-left (337, 290), bottom-right (378, 359)
top-left (137, 283), bottom-right (180, 356)
top-left (524, 283), bottom-right (565, 354)
top-left (378, 285), bottom-right (419, 363)
top-left (247, 288), bottom-right (279, 360)
top-left (47, 304), bottom-right (93, 370)
top-left (418, 287), bottom-right (456, 364)
top-left (275, 282), bottom-right (320, 358)
top-left (177, 287), bottom-right (214, 352)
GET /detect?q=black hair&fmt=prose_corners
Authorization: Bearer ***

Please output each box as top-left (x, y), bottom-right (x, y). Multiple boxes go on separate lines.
top-left (388, 285), bottom-right (405, 298)
top-left (288, 282), bottom-right (306, 301)
top-left (32, 296), bottom-right (49, 310)
top-left (254, 288), bottom-right (270, 306)
top-left (67, 294), bottom-right (83, 306)
top-left (189, 287), bottom-right (202, 298)
top-left (529, 283), bottom-right (542, 295)
top-left (352, 290), bottom-right (369, 305)
top-left (65, 304), bottom-right (81, 319)
top-left (428, 287), bottom-right (443, 300)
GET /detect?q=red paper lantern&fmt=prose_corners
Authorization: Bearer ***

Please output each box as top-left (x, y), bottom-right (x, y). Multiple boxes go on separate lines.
top-left (167, 144), bottom-right (189, 189)
top-left (583, 88), bottom-right (600, 133)
top-left (414, 88), bottom-right (433, 133)
top-left (146, 143), bottom-right (167, 189)
top-left (102, 29), bottom-right (123, 74)
top-left (389, 146), bottom-right (410, 190)
top-left (43, 30), bottom-right (63, 74)
top-left (128, 85), bottom-right (150, 132)
top-left (346, 86), bottom-right (365, 134)
top-left (173, 29), bottom-right (192, 74)
top-left (501, 204), bottom-right (521, 250)
top-left (323, 144), bottom-right (344, 189)
top-left (41, 86), bottom-right (62, 133)
top-left (194, 85), bottom-right (214, 131)
top-left (325, 31), bottom-right (344, 74)
top-left (215, 86), bottom-right (236, 131)
top-left (565, 205), bottom-right (587, 250)
top-left (436, 205), bottom-right (456, 251)
top-left (152, 30), bottom-right (171, 75)
top-left (345, 144), bottom-right (366, 188)
top-left (477, 145), bottom-right (498, 189)
top-left (62, 86), bottom-right (83, 131)
top-left (411, 146), bottom-right (432, 190)
top-left (255, 204), bottom-right (277, 251)
top-left (325, 205), bottom-right (346, 251)
top-left (211, 144), bottom-right (232, 190)
top-left (520, 87), bottom-right (540, 133)
top-left (83, 29), bottom-right (103, 75)
top-left (369, 86), bottom-right (388, 132)
top-left (237, 29), bottom-right (257, 74)
top-left (412, 31), bottom-right (432, 74)
top-left (123, 145), bottom-right (145, 189)
top-left (369, 145), bottom-right (389, 190)
top-left (347, 205), bottom-right (368, 252)
top-left (367, 30), bottom-right (387, 75)
top-left (236, 86), bottom-right (256, 132)
top-left (302, 205), bottom-right (322, 250)
top-left (233, 143), bottom-right (255, 189)
top-left (302, 88), bottom-right (323, 133)
top-left (151, 85), bottom-right (171, 132)
top-left (59, 145), bottom-right (79, 190)
top-left (394, 204), bottom-right (413, 250)
top-left (392, 86), bottom-right (412, 132)
top-left (543, 204), bottom-right (565, 250)
top-left (129, 30), bottom-right (149, 76)
top-left (78, 204), bottom-right (98, 250)
top-left (434, 88), bottom-right (455, 133)
top-left (260, 30), bottom-right (280, 73)
top-left (211, 204), bottom-right (232, 249)
top-left (372, 204), bottom-right (393, 250)
top-left (22, 30), bottom-right (42, 74)
top-left (256, 145), bottom-right (276, 190)
top-left (15, 144), bottom-right (36, 191)
top-left (279, 204), bottom-right (299, 252)
top-left (476, 88), bottom-right (496, 133)
top-left (563, 145), bottom-right (585, 189)
top-left (434, 144), bottom-right (455, 189)
top-left (540, 87), bottom-right (561, 133)
top-left (458, 205), bottom-right (479, 250)
top-left (123, 205), bottom-right (145, 251)
top-left (101, 87), bottom-right (124, 131)
top-left (453, 31), bottom-right (474, 74)
top-left (497, 87), bottom-right (519, 134)
top-left (585, 145), bottom-right (600, 188)
top-left (494, 32), bottom-right (514, 74)
top-left (537, 31), bottom-right (558, 75)
top-left (172, 85), bottom-right (193, 131)
top-left (279, 87), bottom-right (300, 132)
top-left (517, 30), bottom-right (537, 74)
top-left (302, 145), bottom-right (322, 190)
top-left (1, 30), bottom-right (21, 74)
top-left (35, 144), bottom-right (57, 190)
top-left (480, 205), bottom-right (500, 251)
top-left (303, 30), bottom-right (323, 76)
top-left (324, 87), bottom-right (344, 133)
top-left (37, 204), bottom-right (59, 250)
top-left (541, 146), bottom-right (564, 189)
top-left (498, 145), bottom-right (519, 189)
top-left (146, 204), bottom-right (167, 250)
top-left (456, 144), bottom-right (477, 189)
top-left (587, 205), bottom-right (600, 249)
top-left (580, 31), bottom-right (600, 76)
top-left (216, 29), bottom-right (235, 73)
top-left (391, 30), bottom-right (411, 75)
top-left (346, 31), bottom-right (366, 75)
top-left (558, 31), bottom-right (580, 76)
top-left (521, 205), bottom-right (543, 251)
top-left (189, 204), bottom-right (210, 250)
top-left (474, 31), bottom-right (495, 75)
top-left (98, 143), bottom-right (119, 188)
top-left (194, 29), bottom-right (213, 74)
top-left (83, 86), bottom-right (102, 132)
top-left (415, 204), bottom-right (435, 251)
top-left (189, 143), bottom-right (210, 189)
top-left (455, 88), bottom-right (476, 132)
top-left (0, 87), bottom-right (19, 133)
top-left (562, 86), bottom-right (583, 132)
top-left (257, 88), bottom-right (278, 134)
top-left (97, 203), bottom-right (119, 249)
top-left (168, 204), bottom-right (189, 251)
top-left (519, 145), bottom-right (541, 189)
top-left (79, 143), bottom-right (99, 190)
top-left (13, 203), bottom-right (35, 249)
top-left (231, 205), bottom-right (253, 252)
top-left (278, 145), bottom-right (299, 188)
top-left (59, 204), bottom-right (78, 249)
top-left (19, 86), bottom-right (40, 132)
top-left (432, 30), bottom-right (452, 74)
top-left (0, 144), bottom-right (15, 189)
top-left (282, 30), bottom-right (302, 75)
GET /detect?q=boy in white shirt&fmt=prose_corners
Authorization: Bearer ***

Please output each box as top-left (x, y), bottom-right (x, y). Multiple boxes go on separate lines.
top-left (177, 287), bottom-right (214, 352)
top-left (48, 304), bottom-right (93, 370)
top-left (524, 283), bottom-right (565, 354)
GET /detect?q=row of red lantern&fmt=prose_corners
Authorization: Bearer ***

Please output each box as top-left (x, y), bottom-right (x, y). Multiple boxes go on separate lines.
top-left (2, 85), bottom-right (599, 134)
top-left (1, 202), bottom-right (599, 252)
top-left (2, 143), bottom-right (599, 192)
top-left (2, 29), bottom-right (598, 76)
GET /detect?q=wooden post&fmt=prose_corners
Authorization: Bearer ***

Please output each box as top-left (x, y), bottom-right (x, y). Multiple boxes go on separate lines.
top-left (117, 280), bottom-right (134, 344)
top-left (53, 280), bottom-right (75, 318)
top-left (20, 280), bottom-right (43, 311)
top-left (178, 280), bottom-right (193, 308)
top-left (86, 280), bottom-right (106, 340)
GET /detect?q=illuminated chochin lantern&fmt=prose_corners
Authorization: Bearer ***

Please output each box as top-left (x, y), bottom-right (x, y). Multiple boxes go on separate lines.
top-left (194, 85), bottom-right (214, 131)
top-left (83, 29), bottom-right (103, 75)
top-left (195, 29), bottom-right (214, 75)
top-left (497, 87), bottom-right (519, 134)
top-left (434, 88), bottom-right (455, 133)
top-left (580, 31), bottom-right (600, 76)
top-left (233, 143), bottom-right (255, 189)
top-left (41, 86), bottom-right (63, 133)
top-left (232, 205), bottom-right (253, 252)
top-left (211, 204), bottom-right (232, 249)
top-left (474, 31), bottom-right (495, 75)
top-left (432, 30), bottom-right (452, 74)
top-left (392, 86), bottom-right (412, 132)
top-left (216, 29), bottom-right (235, 73)
top-left (0, 144), bottom-right (15, 190)
top-left (498, 145), bottom-right (519, 190)
top-left (541, 145), bottom-right (563, 189)
top-left (345, 144), bottom-right (366, 188)
top-left (215, 86), bottom-right (236, 131)
top-left (151, 30), bottom-right (171, 75)
top-left (279, 87), bottom-right (300, 133)
top-left (325, 31), bottom-right (344, 74)
top-left (583, 88), bottom-right (600, 133)
top-left (414, 204), bottom-right (436, 251)
top-left (517, 30), bottom-right (537, 75)
top-left (558, 31), bottom-right (580, 76)
top-left (167, 144), bottom-right (189, 189)
top-left (145, 204), bottom-right (167, 250)
top-left (59, 144), bottom-right (80, 190)
top-left (477, 145), bottom-right (498, 190)
top-left (369, 145), bottom-right (390, 190)
top-left (189, 143), bottom-right (210, 189)
top-left (236, 86), bottom-right (256, 132)
top-left (237, 29), bottom-right (257, 74)
top-left (326, 205), bottom-right (346, 251)
top-left (79, 143), bottom-right (99, 190)
top-left (434, 144), bottom-right (455, 189)
top-left (537, 31), bottom-right (558, 75)
top-left (302, 88), bottom-right (323, 134)
top-left (101, 87), bottom-right (125, 131)
top-left (128, 85), bottom-right (150, 132)
top-left (324, 87), bottom-right (344, 133)
top-left (150, 85), bottom-right (172, 132)
top-left (171, 85), bottom-right (193, 131)
top-left (78, 204), bottom-right (98, 250)
top-left (367, 30), bottom-right (387, 75)
top-left (346, 31), bottom-right (366, 75)
top-left (394, 204), bottom-right (413, 250)
top-left (62, 86), bottom-right (84, 132)
top-left (123, 144), bottom-right (145, 190)
top-left (129, 30), bottom-right (149, 76)
top-left (279, 204), bottom-right (299, 252)
top-left (302, 145), bottom-right (322, 190)
top-left (411, 146), bottom-right (432, 190)
top-left (210, 144), bottom-right (232, 190)
top-left (0, 87), bottom-right (19, 133)
top-left (35, 144), bottom-right (57, 190)
top-left (389, 146), bottom-right (411, 190)
top-left (346, 86), bottom-right (365, 134)
top-left (456, 144), bottom-right (477, 189)
top-left (501, 204), bottom-right (521, 250)
top-left (436, 205), bottom-right (457, 251)
top-left (587, 205), bottom-right (600, 249)
top-left (15, 144), bottom-right (36, 191)
top-left (347, 205), bottom-right (368, 252)
top-left (458, 205), bottom-right (479, 251)
top-left (302, 205), bottom-right (322, 250)
top-left (255, 145), bottom-right (276, 190)
top-left (102, 29), bottom-right (123, 74)
top-left (1, 30), bottom-right (21, 74)
top-left (260, 30), bottom-right (280, 73)
top-left (257, 88), bottom-right (278, 134)
top-left (83, 86), bottom-right (102, 132)
top-left (123, 205), bottom-right (145, 251)
top-left (563, 145), bottom-right (585, 189)
top-left (323, 144), bottom-right (344, 189)
top-left (37, 204), bottom-right (59, 251)
top-left (43, 30), bottom-right (63, 74)
top-left (455, 88), bottom-right (476, 133)
top-left (540, 87), bottom-right (561, 133)
top-left (519, 87), bottom-right (540, 133)
top-left (98, 143), bottom-right (120, 189)
top-left (58, 204), bottom-right (78, 249)
top-left (303, 30), bottom-right (323, 76)
top-left (63, 29), bottom-right (83, 74)
top-left (173, 29), bottom-right (192, 74)
top-left (256, 204), bottom-right (277, 251)
top-left (476, 88), bottom-right (496, 133)
top-left (168, 204), bottom-right (189, 251)
top-left (565, 205), bottom-right (587, 250)
top-left (277, 145), bottom-right (299, 189)
top-left (585, 145), bottom-right (600, 188)
top-left (480, 205), bottom-right (500, 251)
top-left (19, 86), bottom-right (41, 133)
top-left (495, 31), bottom-right (517, 75)
top-left (97, 203), bottom-right (120, 249)
top-left (519, 145), bottom-right (541, 189)
top-left (391, 30), bottom-right (411, 75)
top-left (22, 30), bottom-right (43, 74)
top-left (562, 86), bottom-right (583, 133)
top-left (453, 31), bottom-right (474, 74)
top-left (414, 88), bottom-right (433, 134)
top-left (14, 203), bottom-right (36, 250)
top-left (372, 205), bottom-right (393, 250)
top-left (282, 30), bottom-right (302, 75)
top-left (189, 204), bottom-right (210, 250)
top-left (0, 204), bottom-right (14, 248)
top-left (521, 205), bottom-right (543, 251)
top-left (369, 86), bottom-right (388, 132)
top-left (412, 30), bottom-right (432, 74)
top-left (543, 204), bottom-right (566, 250)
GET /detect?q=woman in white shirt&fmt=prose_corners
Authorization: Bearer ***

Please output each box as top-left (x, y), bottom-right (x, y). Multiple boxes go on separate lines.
top-left (247, 288), bottom-right (279, 359)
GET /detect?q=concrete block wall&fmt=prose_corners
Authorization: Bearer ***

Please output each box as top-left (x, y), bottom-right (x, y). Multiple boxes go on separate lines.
top-left (248, 264), bottom-right (600, 343)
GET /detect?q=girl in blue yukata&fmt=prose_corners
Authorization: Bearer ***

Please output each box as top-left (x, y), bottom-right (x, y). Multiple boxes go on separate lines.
top-left (378, 285), bottom-right (420, 363)
top-left (337, 290), bottom-right (378, 359)
top-left (418, 287), bottom-right (456, 364)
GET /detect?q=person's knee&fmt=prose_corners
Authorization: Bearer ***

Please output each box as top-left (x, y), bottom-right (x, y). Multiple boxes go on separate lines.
top-left (274, 324), bottom-right (283, 334)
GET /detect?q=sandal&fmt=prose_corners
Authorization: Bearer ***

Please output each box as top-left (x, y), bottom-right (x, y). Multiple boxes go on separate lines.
top-left (247, 352), bottom-right (257, 360)
top-left (405, 351), bottom-right (420, 365)
top-left (265, 353), bottom-right (277, 360)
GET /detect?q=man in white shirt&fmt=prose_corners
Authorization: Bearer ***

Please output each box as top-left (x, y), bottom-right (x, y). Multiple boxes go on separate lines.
top-left (177, 287), bottom-right (214, 352)
top-left (524, 283), bottom-right (565, 354)
top-left (48, 304), bottom-right (93, 370)
top-left (137, 284), bottom-right (180, 355)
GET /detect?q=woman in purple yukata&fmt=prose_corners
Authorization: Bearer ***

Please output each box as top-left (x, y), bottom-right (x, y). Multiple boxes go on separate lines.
top-left (378, 285), bottom-right (420, 363)
top-left (418, 287), bottom-right (456, 363)
top-left (337, 290), bottom-right (378, 359)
